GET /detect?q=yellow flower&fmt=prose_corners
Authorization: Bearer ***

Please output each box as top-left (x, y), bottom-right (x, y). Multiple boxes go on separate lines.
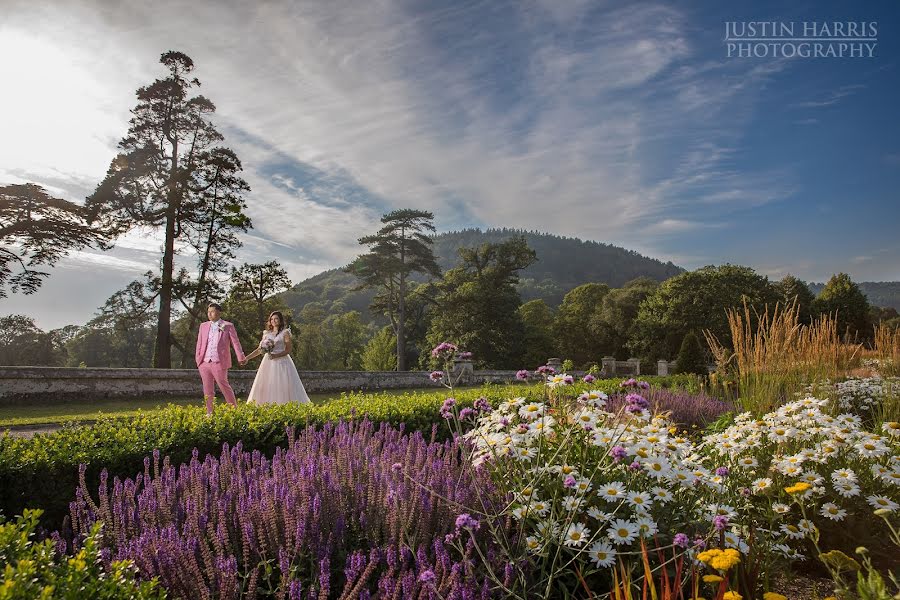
top-left (722, 592), bottom-right (742, 600)
top-left (708, 548), bottom-right (741, 571)
top-left (784, 482), bottom-right (812, 495)
top-left (763, 593), bottom-right (787, 600)
top-left (702, 574), bottom-right (723, 583)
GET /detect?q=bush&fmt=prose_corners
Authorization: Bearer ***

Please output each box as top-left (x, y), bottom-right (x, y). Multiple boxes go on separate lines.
top-left (675, 331), bottom-right (708, 375)
top-left (0, 509), bottom-right (164, 599)
top-left (67, 420), bottom-right (499, 599)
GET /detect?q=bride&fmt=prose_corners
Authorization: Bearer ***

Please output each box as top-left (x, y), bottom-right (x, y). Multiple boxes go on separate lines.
top-left (242, 311), bottom-right (311, 405)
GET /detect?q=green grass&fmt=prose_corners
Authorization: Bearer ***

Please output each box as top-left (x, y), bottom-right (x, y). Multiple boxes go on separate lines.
top-left (0, 388), bottom-right (443, 428)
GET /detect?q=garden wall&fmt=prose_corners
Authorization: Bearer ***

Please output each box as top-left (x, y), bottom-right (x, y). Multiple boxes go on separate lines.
top-left (0, 366), bottom-right (524, 404)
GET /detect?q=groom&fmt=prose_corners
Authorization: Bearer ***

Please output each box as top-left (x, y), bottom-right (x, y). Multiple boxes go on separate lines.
top-left (195, 302), bottom-right (246, 415)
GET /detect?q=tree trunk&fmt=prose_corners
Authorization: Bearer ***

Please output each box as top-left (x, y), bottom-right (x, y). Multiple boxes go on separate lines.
top-left (154, 204), bottom-right (176, 368)
top-left (154, 141), bottom-right (180, 369)
top-left (396, 229), bottom-right (407, 371)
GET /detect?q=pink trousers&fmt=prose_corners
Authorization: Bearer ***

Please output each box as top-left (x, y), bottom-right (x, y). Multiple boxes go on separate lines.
top-left (198, 361), bottom-right (237, 412)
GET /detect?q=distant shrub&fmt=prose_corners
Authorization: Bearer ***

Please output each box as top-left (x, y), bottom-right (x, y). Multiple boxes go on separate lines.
top-left (675, 331), bottom-right (708, 376)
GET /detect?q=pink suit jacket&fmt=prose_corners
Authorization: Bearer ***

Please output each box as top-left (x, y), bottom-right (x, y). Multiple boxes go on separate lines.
top-left (195, 320), bottom-right (246, 369)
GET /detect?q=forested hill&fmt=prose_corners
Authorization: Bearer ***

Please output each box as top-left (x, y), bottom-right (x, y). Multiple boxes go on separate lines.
top-left (281, 228), bottom-right (683, 322)
top-left (808, 281), bottom-right (900, 311)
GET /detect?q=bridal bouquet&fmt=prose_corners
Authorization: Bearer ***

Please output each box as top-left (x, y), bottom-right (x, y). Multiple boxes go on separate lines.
top-left (260, 339), bottom-right (275, 354)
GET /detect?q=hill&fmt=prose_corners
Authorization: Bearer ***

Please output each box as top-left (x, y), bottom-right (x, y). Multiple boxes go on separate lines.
top-left (281, 228), bottom-right (683, 323)
top-left (808, 281), bottom-right (900, 311)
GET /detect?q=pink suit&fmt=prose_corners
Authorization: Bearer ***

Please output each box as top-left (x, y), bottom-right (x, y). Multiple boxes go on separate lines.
top-left (195, 320), bottom-right (246, 413)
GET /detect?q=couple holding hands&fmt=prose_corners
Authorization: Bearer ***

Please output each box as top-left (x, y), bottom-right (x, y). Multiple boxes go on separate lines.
top-left (195, 302), bottom-right (310, 414)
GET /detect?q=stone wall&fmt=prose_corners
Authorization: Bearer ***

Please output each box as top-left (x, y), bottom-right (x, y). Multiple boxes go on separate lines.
top-left (0, 366), bottom-right (523, 405)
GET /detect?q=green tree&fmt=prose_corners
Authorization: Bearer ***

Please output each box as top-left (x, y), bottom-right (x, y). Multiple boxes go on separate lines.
top-left (85, 51), bottom-right (242, 368)
top-left (293, 304), bottom-right (328, 370)
top-left (362, 326), bottom-right (397, 371)
top-left (553, 283), bottom-right (610, 367)
top-left (325, 310), bottom-right (367, 370)
top-left (426, 236), bottom-right (537, 368)
top-left (176, 147), bottom-right (252, 367)
top-left (675, 331), bottom-right (708, 375)
top-left (229, 261), bottom-right (293, 331)
top-left (776, 274), bottom-right (816, 324)
top-left (0, 184), bottom-right (111, 298)
top-left (345, 209), bottom-right (441, 370)
top-left (628, 264), bottom-right (780, 361)
top-left (814, 272), bottom-right (871, 340)
top-left (0, 314), bottom-right (65, 366)
top-left (66, 278), bottom-right (159, 367)
top-left (518, 299), bottom-right (557, 369)
top-left (589, 277), bottom-right (658, 360)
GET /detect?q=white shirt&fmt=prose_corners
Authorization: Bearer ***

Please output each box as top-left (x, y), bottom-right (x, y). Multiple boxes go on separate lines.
top-left (204, 320), bottom-right (223, 363)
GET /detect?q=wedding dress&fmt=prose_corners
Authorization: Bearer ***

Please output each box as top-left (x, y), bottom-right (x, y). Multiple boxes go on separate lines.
top-left (246, 329), bottom-right (311, 405)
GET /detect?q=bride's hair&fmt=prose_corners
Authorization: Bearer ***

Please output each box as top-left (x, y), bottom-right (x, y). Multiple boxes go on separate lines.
top-left (265, 311), bottom-right (286, 334)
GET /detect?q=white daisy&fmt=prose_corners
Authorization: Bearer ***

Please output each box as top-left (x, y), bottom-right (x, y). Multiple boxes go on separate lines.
top-left (600, 482), bottom-right (627, 502)
top-left (819, 503), bottom-right (847, 521)
top-left (607, 519), bottom-right (639, 545)
top-left (587, 541), bottom-right (617, 567)
top-left (866, 495), bottom-right (899, 511)
top-left (563, 522), bottom-right (590, 547)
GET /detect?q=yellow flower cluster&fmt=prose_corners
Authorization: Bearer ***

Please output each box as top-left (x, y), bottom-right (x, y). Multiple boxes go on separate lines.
top-left (763, 593), bottom-right (788, 600)
top-left (696, 548), bottom-right (741, 571)
top-left (783, 481), bottom-right (812, 495)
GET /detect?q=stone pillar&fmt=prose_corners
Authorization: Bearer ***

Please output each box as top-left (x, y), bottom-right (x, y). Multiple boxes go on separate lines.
top-left (546, 357), bottom-right (562, 372)
top-left (601, 356), bottom-right (616, 378)
top-left (451, 358), bottom-right (474, 384)
top-left (626, 358), bottom-right (641, 376)
top-left (657, 360), bottom-right (669, 377)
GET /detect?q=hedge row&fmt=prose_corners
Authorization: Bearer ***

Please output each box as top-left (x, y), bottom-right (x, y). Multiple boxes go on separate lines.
top-left (0, 375), bottom-right (700, 527)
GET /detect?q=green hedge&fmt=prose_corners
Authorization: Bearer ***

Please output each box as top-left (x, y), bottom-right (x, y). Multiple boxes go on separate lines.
top-left (0, 375), bottom-right (700, 527)
top-left (0, 509), bottom-right (165, 599)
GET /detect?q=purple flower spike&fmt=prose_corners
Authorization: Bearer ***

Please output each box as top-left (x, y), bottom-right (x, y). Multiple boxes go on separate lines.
top-left (673, 533), bottom-right (690, 548)
top-left (418, 569), bottom-right (436, 584)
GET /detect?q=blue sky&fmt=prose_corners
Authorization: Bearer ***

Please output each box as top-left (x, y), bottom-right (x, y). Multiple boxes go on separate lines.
top-left (1, 0), bottom-right (898, 328)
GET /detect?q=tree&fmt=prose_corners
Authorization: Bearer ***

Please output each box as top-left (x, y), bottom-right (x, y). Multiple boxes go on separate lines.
top-left (229, 261), bottom-right (292, 335)
top-left (628, 264), bottom-right (780, 361)
top-left (426, 236), bottom-right (537, 368)
top-left (518, 299), bottom-right (557, 369)
top-left (362, 326), bottom-right (397, 371)
top-left (325, 311), bottom-right (367, 370)
top-left (85, 51), bottom-right (241, 368)
top-left (65, 278), bottom-right (159, 367)
top-left (0, 184), bottom-right (111, 298)
top-left (292, 304), bottom-right (327, 370)
top-left (776, 275), bottom-right (816, 325)
top-left (345, 209), bottom-right (441, 371)
top-left (589, 277), bottom-right (658, 360)
top-left (176, 148), bottom-right (252, 367)
top-left (553, 283), bottom-right (610, 367)
top-left (0, 314), bottom-right (65, 366)
top-left (814, 273), bottom-right (871, 340)
top-left (675, 331), bottom-right (708, 375)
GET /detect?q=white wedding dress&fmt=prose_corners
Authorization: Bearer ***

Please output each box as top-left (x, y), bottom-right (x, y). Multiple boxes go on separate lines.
top-left (247, 329), bottom-right (311, 405)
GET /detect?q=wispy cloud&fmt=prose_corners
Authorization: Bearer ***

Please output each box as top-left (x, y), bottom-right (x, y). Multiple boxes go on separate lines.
top-left (791, 84), bottom-right (866, 109)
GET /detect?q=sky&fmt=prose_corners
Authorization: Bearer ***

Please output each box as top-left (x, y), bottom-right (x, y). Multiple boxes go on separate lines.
top-left (1, 0), bottom-right (899, 329)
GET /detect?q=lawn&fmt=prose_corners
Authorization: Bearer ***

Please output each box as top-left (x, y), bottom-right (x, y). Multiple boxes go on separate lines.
top-left (0, 387), bottom-right (445, 428)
